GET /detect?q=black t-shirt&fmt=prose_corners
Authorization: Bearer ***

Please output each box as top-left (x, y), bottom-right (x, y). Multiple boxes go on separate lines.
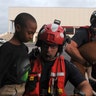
top-left (72, 27), bottom-right (89, 47)
top-left (40, 59), bottom-right (85, 89)
top-left (0, 42), bottom-right (30, 87)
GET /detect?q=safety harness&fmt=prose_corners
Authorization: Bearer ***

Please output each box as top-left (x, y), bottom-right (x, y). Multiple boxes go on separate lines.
top-left (24, 55), bottom-right (67, 96)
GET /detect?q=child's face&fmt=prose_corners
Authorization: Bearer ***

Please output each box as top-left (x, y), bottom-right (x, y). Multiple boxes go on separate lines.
top-left (19, 20), bottom-right (37, 42)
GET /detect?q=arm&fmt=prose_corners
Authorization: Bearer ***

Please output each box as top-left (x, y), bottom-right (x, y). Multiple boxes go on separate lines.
top-left (65, 40), bottom-right (86, 65)
top-left (65, 60), bottom-right (93, 96)
top-left (77, 80), bottom-right (93, 96)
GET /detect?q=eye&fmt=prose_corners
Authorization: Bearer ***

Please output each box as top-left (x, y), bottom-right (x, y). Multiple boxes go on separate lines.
top-left (28, 31), bottom-right (35, 35)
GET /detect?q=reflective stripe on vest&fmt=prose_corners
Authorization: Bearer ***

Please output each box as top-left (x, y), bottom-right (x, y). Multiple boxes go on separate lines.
top-left (50, 72), bottom-right (65, 77)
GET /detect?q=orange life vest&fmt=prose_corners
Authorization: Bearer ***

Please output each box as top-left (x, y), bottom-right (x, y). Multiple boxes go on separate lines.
top-left (25, 56), bottom-right (66, 96)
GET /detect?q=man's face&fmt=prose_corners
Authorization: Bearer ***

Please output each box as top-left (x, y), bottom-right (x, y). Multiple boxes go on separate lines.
top-left (17, 20), bottom-right (37, 42)
top-left (41, 42), bottom-right (58, 61)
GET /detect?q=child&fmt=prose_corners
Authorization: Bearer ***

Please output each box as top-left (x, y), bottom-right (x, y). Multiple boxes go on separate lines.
top-left (0, 12), bottom-right (37, 96)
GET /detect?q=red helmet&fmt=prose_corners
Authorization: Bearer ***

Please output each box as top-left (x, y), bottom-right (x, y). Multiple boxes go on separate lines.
top-left (36, 23), bottom-right (65, 46)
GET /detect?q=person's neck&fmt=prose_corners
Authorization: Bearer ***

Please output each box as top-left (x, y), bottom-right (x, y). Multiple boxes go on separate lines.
top-left (9, 35), bottom-right (22, 45)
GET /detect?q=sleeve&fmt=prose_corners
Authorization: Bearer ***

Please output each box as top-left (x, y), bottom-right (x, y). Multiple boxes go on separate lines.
top-left (72, 28), bottom-right (89, 47)
top-left (0, 45), bottom-right (12, 87)
top-left (65, 60), bottom-right (86, 87)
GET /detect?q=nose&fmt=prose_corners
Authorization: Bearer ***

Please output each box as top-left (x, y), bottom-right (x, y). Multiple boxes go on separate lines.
top-left (29, 34), bottom-right (34, 40)
top-left (47, 46), bottom-right (52, 52)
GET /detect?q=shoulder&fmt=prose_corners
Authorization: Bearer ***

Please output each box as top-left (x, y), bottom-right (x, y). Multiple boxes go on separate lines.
top-left (75, 27), bottom-right (88, 35)
top-left (64, 59), bottom-right (76, 74)
top-left (64, 59), bottom-right (86, 87)
top-left (0, 42), bottom-right (11, 50)
top-left (0, 42), bottom-right (13, 57)
top-left (0, 41), bottom-right (10, 46)
top-left (72, 27), bottom-right (89, 46)
top-left (64, 59), bottom-right (83, 75)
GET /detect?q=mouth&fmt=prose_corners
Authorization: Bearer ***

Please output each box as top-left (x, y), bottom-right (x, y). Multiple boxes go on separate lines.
top-left (44, 54), bottom-right (56, 61)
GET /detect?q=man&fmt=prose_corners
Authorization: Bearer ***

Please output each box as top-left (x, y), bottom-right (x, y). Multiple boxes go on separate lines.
top-left (0, 12), bottom-right (37, 96)
top-left (24, 22), bottom-right (93, 96)
top-left (65, 11), bottom-right (96, 95)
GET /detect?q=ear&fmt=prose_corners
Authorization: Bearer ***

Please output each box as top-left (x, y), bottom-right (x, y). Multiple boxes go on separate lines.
top-left (15, 24), bottom-right (21, 32)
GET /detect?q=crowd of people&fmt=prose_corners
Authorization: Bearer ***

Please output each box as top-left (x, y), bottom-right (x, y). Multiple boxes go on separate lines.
top-left (0, 10), bottom-right (96, 96)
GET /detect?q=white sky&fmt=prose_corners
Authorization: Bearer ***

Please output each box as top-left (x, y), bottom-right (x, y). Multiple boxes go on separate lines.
top-left (0, 0), bottom-right (96, 34)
